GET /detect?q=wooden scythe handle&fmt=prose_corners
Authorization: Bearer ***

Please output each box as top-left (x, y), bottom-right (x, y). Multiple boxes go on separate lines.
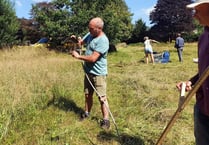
top-left (156, 66), bottom-right (209, 145)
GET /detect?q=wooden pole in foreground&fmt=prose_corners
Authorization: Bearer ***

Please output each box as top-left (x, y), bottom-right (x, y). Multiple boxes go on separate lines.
top-left (156, 66), bottom-right (209, 145)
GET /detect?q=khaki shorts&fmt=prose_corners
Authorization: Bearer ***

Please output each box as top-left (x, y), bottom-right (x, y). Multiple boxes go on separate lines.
top-left (84, 74), bottom-right (106, 97)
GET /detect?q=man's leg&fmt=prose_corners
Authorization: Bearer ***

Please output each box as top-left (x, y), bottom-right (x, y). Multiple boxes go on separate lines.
top-left (95, 75), bottom-right (110, 129)
top-left (81, 75), bottom-right (94, 120)
top-left (177, 48), bottom-right (183, 62)
top-left (85, 93), bottom-right (93, 114)
top-left (99, 96), bottom-right (110, 129)
top-left (180, 48), bottom-right (183, 62)
top-left (100, 96), bottom-right (109, 120)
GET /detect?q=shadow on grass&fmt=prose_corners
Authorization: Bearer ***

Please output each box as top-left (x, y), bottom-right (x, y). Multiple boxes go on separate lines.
top-left (46, 95), bottom-right (84, 116)
top-left (138, 59), bottom-right (145, 64)
top-left (97, 131), bottom-right (146, 145)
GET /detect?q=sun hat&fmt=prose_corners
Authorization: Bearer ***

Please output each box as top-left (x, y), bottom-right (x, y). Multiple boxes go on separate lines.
top-left (187, 0), bottom-right (209, 8)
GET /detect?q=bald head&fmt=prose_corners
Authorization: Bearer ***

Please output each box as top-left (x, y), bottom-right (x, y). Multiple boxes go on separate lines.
top-left (88, 17), bottom-right (104, 37)
top-left (89, 17), bottom-right (104, 29)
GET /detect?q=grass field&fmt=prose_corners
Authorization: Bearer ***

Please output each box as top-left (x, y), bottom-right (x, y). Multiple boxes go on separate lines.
top-left (0, 42), bottom-right (198, 145)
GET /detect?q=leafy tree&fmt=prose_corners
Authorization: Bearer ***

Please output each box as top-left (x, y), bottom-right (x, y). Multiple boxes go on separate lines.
top-left (31, 0), bottom-right (133, 46)
top-left (0, 0), bottom-right (19, 48)
top-left (18, 18), bottom-right (42, 44)
top-left (127, 19), bottom-right (147, 43)
top-left (183, 19), bottom-right (204, 42)
top-left (149, 0), bottom-right (193, 42)
top-left (31, 1), bottom-right (72, 46)
top-left (193, 19), bottom-right (204, 35)
top-left (69, 0), bottom-right (133, 44)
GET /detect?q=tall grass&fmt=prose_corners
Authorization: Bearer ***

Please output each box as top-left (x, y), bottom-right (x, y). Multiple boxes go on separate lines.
top-left (0, 43), bottom-right (198, 145)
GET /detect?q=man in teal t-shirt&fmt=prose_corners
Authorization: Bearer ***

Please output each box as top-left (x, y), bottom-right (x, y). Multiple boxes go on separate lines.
top-left (71, 17), bottom-right (110, 129)
top-left (82, 32), bottom-right (109, 75)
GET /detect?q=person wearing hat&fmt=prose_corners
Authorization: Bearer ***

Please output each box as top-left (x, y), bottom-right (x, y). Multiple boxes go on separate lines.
top-left (176, 0), bottom-right (209, 144)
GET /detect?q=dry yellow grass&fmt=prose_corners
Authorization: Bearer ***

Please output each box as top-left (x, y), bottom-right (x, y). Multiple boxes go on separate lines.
top-left (0, 43), bottom-right (199, 145)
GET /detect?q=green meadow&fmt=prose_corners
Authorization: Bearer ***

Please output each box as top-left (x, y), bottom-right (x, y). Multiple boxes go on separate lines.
top-left (0, 42), bottom-right (198, 145)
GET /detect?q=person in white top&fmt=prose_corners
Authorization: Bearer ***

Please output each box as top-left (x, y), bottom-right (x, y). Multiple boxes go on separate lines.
top-left (144, 36), bottom-right (159, 64)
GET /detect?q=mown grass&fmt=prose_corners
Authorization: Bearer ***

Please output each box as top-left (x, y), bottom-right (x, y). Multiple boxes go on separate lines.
top-left (0, 43), bottom-right (198, 145)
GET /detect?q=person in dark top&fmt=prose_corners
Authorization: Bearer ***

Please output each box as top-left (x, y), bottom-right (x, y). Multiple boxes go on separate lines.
top-left (175, 33), bottom-right (184, 62)
top-left (176, 1), bottom-right (209, 144)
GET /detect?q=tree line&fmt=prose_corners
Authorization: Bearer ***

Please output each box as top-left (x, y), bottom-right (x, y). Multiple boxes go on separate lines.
top-left (0, 0), bottom-right (202, 49)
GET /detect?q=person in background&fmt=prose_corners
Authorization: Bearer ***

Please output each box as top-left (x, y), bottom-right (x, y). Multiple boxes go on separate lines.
top-left (176, 1), bottom-right (209, 144)
top-left (71, 17), bottom-right (110, 129)
top-left (143, 36), bottom-right (159, 64)
top-left (175, 33), bottom-right (184, 62)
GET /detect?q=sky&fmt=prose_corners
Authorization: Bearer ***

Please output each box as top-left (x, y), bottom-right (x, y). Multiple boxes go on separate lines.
top-left (14, 0), bottom-right (157, 26)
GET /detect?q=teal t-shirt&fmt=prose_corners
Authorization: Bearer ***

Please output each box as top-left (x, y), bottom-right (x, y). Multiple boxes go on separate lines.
top-left (83, 32), bottom-right (109, 75)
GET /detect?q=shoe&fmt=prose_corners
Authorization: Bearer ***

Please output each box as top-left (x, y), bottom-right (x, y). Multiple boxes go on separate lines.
top-left (100, 119), bottom-right (110, 129)
top-left (79, 112), bottom-right (89, 121)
